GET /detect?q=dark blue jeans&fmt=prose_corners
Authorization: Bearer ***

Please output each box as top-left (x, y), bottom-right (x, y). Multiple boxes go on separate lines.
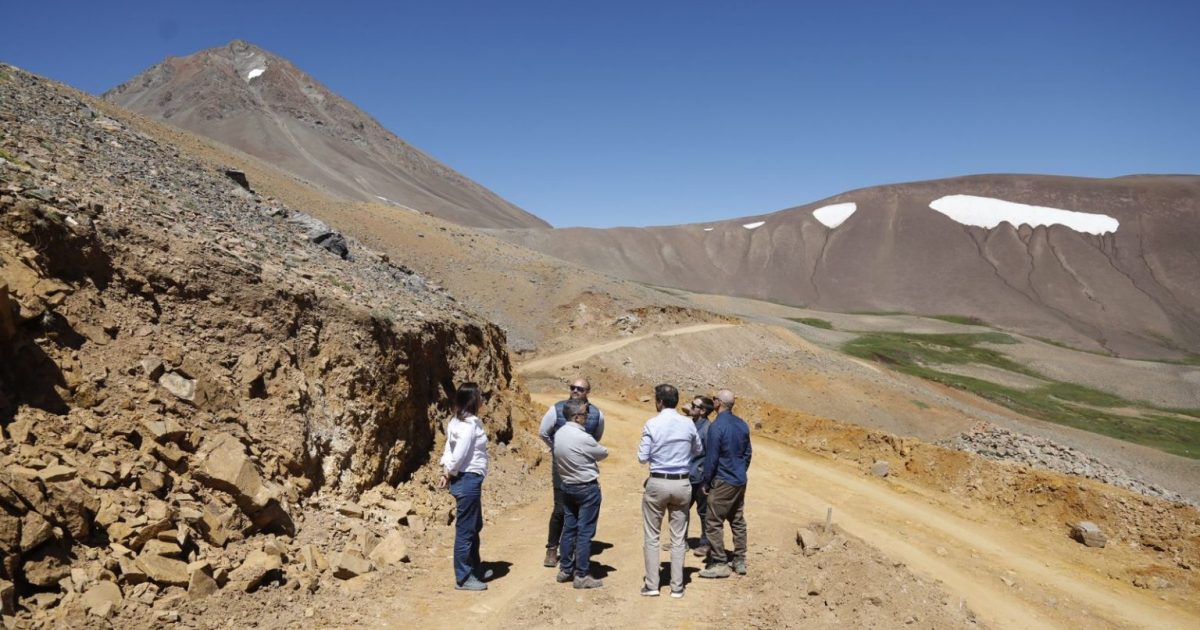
top-left (450, 472), bottom-right (484, 585)
top-left (559, 480), bottom-right (602, 577)
top-left (690, 482), bottom-right (710, 547)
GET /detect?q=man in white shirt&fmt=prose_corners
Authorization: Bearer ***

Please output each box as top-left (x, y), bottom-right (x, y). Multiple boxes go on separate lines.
top-left (637, 384), bottom-right (702, 598)
top-left (538, 378), bottom-right (605, 568)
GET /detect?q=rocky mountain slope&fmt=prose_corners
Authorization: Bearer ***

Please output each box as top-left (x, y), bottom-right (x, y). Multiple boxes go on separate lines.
top-left (1, 64), bottom-right (540, 627)
top-left (490, 174), bottom-right (1200, 359)
top-left (104, 40), bottom-right (547, 230)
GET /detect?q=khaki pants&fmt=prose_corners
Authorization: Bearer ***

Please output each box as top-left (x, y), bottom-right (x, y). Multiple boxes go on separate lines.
top-left (642, 477), bottom-right (691, 591)
top-left (704, 480), bottom-right (747, 565)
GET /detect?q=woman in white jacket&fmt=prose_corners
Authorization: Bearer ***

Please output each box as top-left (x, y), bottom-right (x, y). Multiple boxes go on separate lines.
top-left (438, 382), bottom-right (490, 591)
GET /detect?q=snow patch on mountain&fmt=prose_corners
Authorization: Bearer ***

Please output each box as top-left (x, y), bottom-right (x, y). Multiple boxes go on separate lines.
top-left (742, 221), bottom-right (766, 230)
top-left (812, 202), bottom-right (857, 229)
top-left (930, 195), bottom-right (1119, 234)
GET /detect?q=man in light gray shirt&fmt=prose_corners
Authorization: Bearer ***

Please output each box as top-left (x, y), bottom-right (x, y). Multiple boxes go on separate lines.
top-left (553, 399), bottom-right (609, 589)
top-left (538, 378), bottom-right (605, 567)
top-left (637, 384), bottom-right (702, 598)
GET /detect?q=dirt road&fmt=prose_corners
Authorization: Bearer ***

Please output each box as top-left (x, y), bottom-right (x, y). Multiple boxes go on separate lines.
top-left (360, 389), bottom-right (1196, 629)
top-left (517, 323), bottom-right (736, 375)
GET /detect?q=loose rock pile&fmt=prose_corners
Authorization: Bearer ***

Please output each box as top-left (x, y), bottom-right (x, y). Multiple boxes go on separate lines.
top-left (0, 64), bottom-right (534, 627)
top-left (942, 423), bottom-right (1190, 506)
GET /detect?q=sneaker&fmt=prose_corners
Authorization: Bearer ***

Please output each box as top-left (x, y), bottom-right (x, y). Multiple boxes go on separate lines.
top-left (698, 563), bottom-right (732, 579)
top-left (670, 588), bottom-right (685, 599)
top-left (573, 575), bottom-right (603, 589)
top-left (455, 576), bottom-right (488, 591)
top-left (555, 569), bottom-right (573, 583)
top-left (640, 586), bottom-right (660, 597)
top-left (543, 547), bottom-right (558, 568)
top-left (731, 560), bottom-right (747, 575)
top-left (692, 544), bottom-right (710, 558)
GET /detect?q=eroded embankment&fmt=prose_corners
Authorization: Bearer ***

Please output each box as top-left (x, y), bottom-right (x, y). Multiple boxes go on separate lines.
top-left (0, 65), bottom-right (536, 627)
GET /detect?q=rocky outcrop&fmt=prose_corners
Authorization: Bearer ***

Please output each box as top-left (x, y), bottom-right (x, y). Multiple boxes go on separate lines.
top-left (0, 64), bottom-right (535, 626)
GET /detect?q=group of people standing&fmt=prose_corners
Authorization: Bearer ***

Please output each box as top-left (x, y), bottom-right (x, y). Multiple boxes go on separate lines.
top-left (437, 378), bottom-right (752, 597)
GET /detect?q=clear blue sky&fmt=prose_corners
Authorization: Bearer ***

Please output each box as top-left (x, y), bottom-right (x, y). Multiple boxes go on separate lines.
top-left (3, 1), bottom-right (1197, 227)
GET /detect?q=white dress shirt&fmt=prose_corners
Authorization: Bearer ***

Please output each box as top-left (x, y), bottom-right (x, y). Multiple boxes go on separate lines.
top-left (440, 414), bottom-right (489, 477)
top-left (637, 408), bottom-right (702, 474)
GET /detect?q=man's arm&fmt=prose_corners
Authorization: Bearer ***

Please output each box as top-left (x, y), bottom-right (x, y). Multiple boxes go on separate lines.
top-left (744, 427), bottom-right (752, 469)
top-left (592, 407), bottom-right (605, 443)
top-left (637, 423), bottom-right (653, 464)
top-left (584, 434), bottom-right (610, 462)
top-left (701, 422), bottom-right (722, 486)
top-left (689, 423), bottom-right (703, 457)
top-left (537, 406), bottom-right (557, 449)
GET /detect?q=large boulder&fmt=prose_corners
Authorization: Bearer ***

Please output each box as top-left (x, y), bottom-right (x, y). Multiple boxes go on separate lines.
top-left (194, 434), bottom-right (292, 534)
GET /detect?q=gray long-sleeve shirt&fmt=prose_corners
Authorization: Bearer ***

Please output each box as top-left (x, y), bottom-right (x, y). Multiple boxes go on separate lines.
top-left (553, 422), bottom-right (609, 484)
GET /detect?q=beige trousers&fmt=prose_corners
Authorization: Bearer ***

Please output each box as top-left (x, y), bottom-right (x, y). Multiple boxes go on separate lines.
top-left (642, 477), bottom-right (691, 591)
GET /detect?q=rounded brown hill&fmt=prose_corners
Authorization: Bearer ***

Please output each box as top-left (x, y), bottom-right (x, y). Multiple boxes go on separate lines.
top-left (103, 40), bottom-right (547, 230)
top-left (489, 174), bottom-right (1200, 359)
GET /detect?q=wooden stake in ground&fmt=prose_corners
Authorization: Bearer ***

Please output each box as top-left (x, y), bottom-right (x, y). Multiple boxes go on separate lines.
top-left (825, 507), bottom-right (833, 534)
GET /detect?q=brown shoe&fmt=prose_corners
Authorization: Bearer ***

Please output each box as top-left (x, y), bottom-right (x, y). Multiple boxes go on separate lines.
top-left (543, 547), bottom-right (558, 568)
top-left (692, 545), bottom-right (710, 558)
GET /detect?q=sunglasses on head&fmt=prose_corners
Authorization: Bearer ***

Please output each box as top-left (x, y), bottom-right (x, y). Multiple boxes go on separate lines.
top-left (570, 385), bottom-right (588, 393)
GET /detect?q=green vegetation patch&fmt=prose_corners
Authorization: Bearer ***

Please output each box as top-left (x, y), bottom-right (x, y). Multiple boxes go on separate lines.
top-left (787, 317), bottom-right (834, 330)
top-left (843, 332), bottom-right (1200, 459)
top-left (928, 314), bottom-right (989, 326)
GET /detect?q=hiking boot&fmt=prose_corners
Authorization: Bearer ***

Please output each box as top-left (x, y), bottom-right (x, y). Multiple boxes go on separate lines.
top-left (543, 547), bottom-right (558, 568)
top-left (573, 575), bottom-right (603, 589)
top-left (670, 588), bottom-right (685, 599)
top-left (698, 563), bottom-right (732, 579)
top-left (455, 576), bottom-right (488, 591)
top-left (555, 569), bottom-right (573, 583)
top-left (639, 586), bottom-right (660, 597)
top-left (692, 544), bottom-right (710, 558)
top-left (731, 559), bottom-right (747, 575)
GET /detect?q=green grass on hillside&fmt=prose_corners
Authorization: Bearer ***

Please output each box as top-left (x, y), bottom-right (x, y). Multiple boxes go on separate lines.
top-left (843, 332), bottom-right (1200, 459)
top-left (928, 314), bottom-right (989, 326)
top-left (787, 317), bottom-right (834, 330)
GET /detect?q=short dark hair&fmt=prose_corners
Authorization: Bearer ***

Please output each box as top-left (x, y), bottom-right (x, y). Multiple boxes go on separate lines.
top-left (562, 399), bottom-right (588, 421)
top-left (697, 396), bottom-right (715, 417)
top-left (655, 384), bottom-right (679, 409)
top-left (454, 382), bottom-right (482, 419)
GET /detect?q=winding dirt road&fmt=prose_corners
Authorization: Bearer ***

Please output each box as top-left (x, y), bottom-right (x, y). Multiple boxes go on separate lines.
top-left (517, 323), bottom-right (736, 375)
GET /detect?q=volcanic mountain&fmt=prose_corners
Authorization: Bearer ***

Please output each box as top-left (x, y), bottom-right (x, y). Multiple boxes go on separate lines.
top-left (489, 174), bottom-right (1200, 359)
top-left (104, 40), bottom-right (547, 229)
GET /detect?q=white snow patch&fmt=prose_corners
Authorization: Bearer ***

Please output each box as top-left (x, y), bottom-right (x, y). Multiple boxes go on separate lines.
top-left (929, 195), bottom-right (1119, 235)
top-left (246, 67), bottom-right (265, 81)
top-left (742, 221), bottom-right (766, 230)
top-left (375, 195), bottom-right (391, 202)
top-left (703, 227), bottom-right (714, 232)
top-left (812, 202), bottom-right (857, 229)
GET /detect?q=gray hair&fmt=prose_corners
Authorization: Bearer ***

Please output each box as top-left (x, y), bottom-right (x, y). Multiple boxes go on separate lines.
top-left (716, 389), bottom-right (735, 409)
top-left (562, 399), bottom-right (588, 422)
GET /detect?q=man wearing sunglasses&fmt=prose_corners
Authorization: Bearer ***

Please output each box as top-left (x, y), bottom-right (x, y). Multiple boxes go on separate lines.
top-left (538, 378), bottom-right (606, 568)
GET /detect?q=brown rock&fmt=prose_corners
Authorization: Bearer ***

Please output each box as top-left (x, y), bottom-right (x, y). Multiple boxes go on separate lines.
top-left (118, 557), bottom-right (146, 585)
top-left (187, 567), bottom-right (219, 601)
top-left (870, 461), bottom-right (890, 478)
top-left (227, 549), bottom-right (282, 592)
top-left (0, 512), bottom-right (19, 553)
top-left (141, 539), bottom-right (182, 558)
top-left (0, 578), bottom-right (14, 616)
top-left (331, 549), bottom-right (373, 580)
top-left (81, 581), bottom-right (122, 618)
top-left (20, 511), bottom-right (53, 551)
top-left (138, 470), bottom-right (169, 495)
top-left (368, 530), bottom-right (410, 567)
top-left (140, 418), bottom-right (185, 444)
top-left (1072, 521), bottom-right (1107, 548)
top-left (196, 504), bottom-right (232, 547)
top-left (139, 358), bottom-right (165, 381)
top-left (194, 434), bottom-right (290, 533)
top-left (135, 553), bottom-right (189, 586)
top-left (299, 544), bottom-right (329, 573)
top-left (23, 544), bottom-right (73, 587)
top-left (37, 464), bottom-right (76, 483)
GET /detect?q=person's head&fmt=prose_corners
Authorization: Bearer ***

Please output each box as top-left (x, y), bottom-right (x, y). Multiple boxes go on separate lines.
top-left (694, 396), bottom-right (715, 419)
top-left (454, 382), bottom-right (483, 419)
top-left (714, 389), bottom-right (735, 413)
top-left (562, 399), bottom-right (589, 425)
top-left (569, 378), bottom-right (591, 402)
top-left (680, 402), bottom-right (693, 416)
top-left (654, 384), bottom-right (679, 411)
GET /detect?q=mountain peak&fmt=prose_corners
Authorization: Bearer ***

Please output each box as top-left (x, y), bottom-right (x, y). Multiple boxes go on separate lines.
top-left (104, 42), bottom-right (548, 229)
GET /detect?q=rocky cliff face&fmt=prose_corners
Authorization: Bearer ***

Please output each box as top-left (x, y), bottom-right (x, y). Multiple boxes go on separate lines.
top-left (1, 64), bottom-right (534, 625)
top-left (491, 175), bottom-right (1200, 359)
top-left (104, 40), bottom-right (548, 230)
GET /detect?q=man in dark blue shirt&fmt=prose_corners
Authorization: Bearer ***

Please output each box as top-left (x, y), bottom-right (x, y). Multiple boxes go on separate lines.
top-left (698, 389), bottom-right (752, 578)
top-left (687, 396), bottom-right (714, 558)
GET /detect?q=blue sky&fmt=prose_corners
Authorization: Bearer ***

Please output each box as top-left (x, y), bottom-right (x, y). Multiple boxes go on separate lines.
top-left (3, 1), bottom-right (1197, 227)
